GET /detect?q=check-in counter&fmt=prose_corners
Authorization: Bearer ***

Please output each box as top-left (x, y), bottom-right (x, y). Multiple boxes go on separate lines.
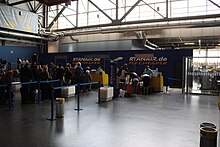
top-left (91, 71), bottom-right (109, 85)
top-left (151, 75), bottom-right (164, 92)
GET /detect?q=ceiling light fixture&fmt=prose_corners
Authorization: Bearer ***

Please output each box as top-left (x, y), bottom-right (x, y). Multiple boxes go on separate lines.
top-left (184, 42), bottom-right (195, 45)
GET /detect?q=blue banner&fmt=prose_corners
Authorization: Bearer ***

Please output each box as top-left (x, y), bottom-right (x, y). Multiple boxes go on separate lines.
top-left (39, 49), bottom-right (193, 87)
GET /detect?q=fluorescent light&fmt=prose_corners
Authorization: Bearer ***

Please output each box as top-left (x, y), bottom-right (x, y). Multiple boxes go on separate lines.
top-left (184, 42), bottom-right (195, 45)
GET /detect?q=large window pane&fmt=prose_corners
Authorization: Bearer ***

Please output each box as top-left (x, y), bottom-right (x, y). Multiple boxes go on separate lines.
top-left (188, 0), bottom-right (206, 16)
top-left (78, 13), bottom-right (88, 26)
top-left (50, 0), bottom-right (220, 29)
top-left (171, 0), bottom-right (187, 17)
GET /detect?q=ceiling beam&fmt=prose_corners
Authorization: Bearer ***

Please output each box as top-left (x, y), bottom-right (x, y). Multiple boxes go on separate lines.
top-left (54, 14), bottom-right (220, 32)
top-left (141, 0), bottom-right (165, 18)
top-left (120, 0), bottom-right (142, 21)
top-left (116, 0), bottom-right (118, 20)
top-left (108, 0), bottom-right (116, 5)
top-left (47, 5), bottom-right (67, 29)
top-left (28, 1), bottom-right (35, 12)
top-left (208, 0), bottom-right (220, 9)
top-left (9, 0), bottom-right (32, 6)
top-left (88, 0), bottom-right (113, 21)
top-left (34, 3), bottom-right (42, 12)
top-left (61, 13), bottom-right (75, 28)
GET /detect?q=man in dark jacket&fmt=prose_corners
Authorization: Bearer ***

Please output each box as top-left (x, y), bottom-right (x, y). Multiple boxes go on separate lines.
top-left (20, 63), bottom-right (34, 104)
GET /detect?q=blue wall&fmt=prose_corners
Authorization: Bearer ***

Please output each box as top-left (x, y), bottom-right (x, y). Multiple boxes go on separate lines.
top-left (0, 46), bottom-right (38, 68)
top-left (39, 49), bottom-right (193, 87)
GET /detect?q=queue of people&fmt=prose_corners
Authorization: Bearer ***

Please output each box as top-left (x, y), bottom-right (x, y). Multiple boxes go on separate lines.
top-left (0, 59), bottom-right (157, 104)
top-left (0, 61), bottom-right (93, 104)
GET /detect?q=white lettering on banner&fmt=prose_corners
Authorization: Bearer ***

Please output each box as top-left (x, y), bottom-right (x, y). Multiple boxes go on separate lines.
top-left (129, 56), bottom-right (168, 62)
top-left (72, 57), bottom-right (101, 62)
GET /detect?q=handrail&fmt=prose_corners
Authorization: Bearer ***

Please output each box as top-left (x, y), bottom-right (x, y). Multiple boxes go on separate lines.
top-left (53, 84), bottom-right (77, 90)
top-left (79, 82), bottom-right (98, 86)
top-left (0, 84), bottom-right (8, 88)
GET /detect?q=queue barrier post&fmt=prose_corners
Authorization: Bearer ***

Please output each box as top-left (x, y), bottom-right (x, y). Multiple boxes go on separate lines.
top-left (96, 81), bottom-right (101, 104)
top-left (0, 80), bottom-right (60, 113)
top-left (36, 81), bottom-right (42, 104)
top-left (47, 86), bottom-right (56, 121)
top-left (74, 83), bottom-right (83, 111)
top-left (7, 84), bottom-right (14, 111)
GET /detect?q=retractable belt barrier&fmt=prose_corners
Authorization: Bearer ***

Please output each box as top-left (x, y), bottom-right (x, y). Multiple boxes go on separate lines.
top-left (47, 81), bottom-right (100, 121)
top-left (0, 79), bottom-right (60, 111)
top-left (167, 77), bottom-right (182, 81)
top-left (0, 80), bottom-right (100, 120)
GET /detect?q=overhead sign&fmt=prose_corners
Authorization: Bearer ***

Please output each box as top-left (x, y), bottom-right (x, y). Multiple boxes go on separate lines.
top-left (128, 54), bottom-right (168, 65)
top-left (0, 3), bottom-right (38, 33)
top-left (72, 57), bottom-right (101, 65)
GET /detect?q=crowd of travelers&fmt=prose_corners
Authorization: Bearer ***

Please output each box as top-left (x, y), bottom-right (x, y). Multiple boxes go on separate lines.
top-left (0, 58), bottom-right (156, 104)
top-left (0, 61), bottom-right (92, 104)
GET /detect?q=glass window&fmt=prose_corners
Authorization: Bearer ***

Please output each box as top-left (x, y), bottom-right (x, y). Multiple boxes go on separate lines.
top-left (51, 0), bottom-right (220, 29)
top-left (188, 0), bottom-right (206, 16)
top-left (171, 0), bottom-right (187, 17)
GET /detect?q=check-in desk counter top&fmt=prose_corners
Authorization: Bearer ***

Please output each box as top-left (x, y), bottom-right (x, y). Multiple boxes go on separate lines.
top-left (151, 75), bottom-right (164, 92)
top-left (90, 71), bottom-right (109, 85)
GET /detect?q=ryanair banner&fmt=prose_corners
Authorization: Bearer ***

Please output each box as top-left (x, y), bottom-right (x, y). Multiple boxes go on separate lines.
top-left (39, 49), bottom-right (193, 87)
top-left (0, 3), bottom-right (38, 33)
top-left (128, 54), bottom-right (168, 65)
top-left (72, 57), bottom-right (101, 65)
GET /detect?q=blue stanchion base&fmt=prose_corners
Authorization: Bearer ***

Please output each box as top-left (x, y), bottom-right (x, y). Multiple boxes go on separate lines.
top-left (74, 108), bottom-right (83, 111)
top-left (47, 117), bottom-right (56, 121)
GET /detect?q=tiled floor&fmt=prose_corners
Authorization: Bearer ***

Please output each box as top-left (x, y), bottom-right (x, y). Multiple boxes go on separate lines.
top-left (0, 89), bottom-right (219, 147)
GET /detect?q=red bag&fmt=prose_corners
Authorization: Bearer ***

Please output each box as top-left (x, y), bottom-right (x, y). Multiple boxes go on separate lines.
top-left (127, 83), bottom-right (132, 94)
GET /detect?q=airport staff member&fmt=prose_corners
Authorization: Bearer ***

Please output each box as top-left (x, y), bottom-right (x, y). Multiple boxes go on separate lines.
top-left (143, 65), bottom-right (153, 77)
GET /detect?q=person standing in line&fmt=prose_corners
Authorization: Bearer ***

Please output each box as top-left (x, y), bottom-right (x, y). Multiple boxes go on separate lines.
top-left (75, 62), bottom-right (84, 84)
top-left (56, 64), bottom-right (65, 86)
top-left (64, 63), bottom-right (72, 85)
top-left (20, 63), bottom-right (34, 104)
top-left (83, 70), bottom-right (92, 92)
top-left (118, 63), bottom-right (129, 84)
top-left (40, 65), bottom-right (51, 100)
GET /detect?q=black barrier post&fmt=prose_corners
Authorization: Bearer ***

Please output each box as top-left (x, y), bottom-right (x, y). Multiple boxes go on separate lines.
top-left (74, 83), bottom-right (83, 111)
top-left (36, 81), bottom-right (42, 104)
top-left (7, 84), bottom-right (14, 111)
top-left (47, 87), bottom-right (56, 121)
top-left (96, 81), bottom-right (101, 104)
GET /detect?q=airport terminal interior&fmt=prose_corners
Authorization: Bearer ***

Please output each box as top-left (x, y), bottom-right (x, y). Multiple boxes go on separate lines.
top-left (1, 0), bottom-right (220, 147)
